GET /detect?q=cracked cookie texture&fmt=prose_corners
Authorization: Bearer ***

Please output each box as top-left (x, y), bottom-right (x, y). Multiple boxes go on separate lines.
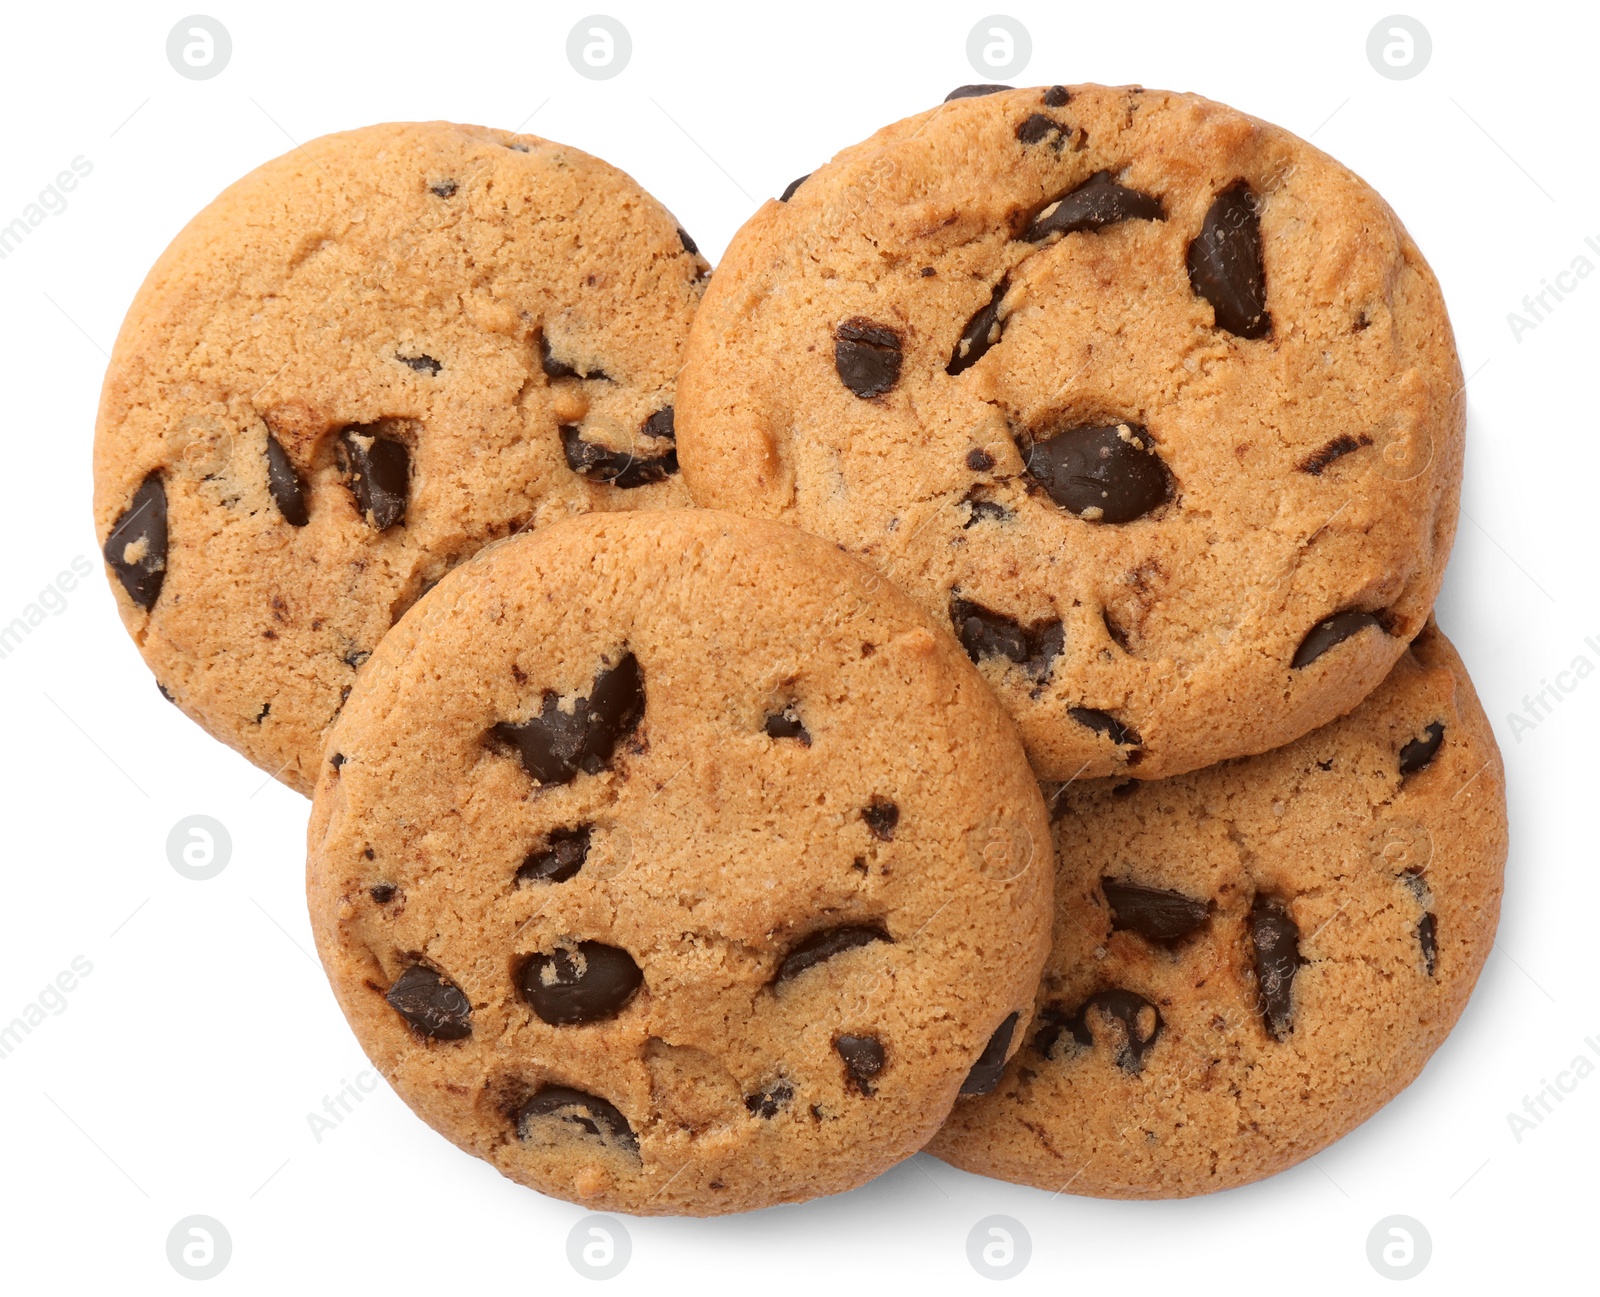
top-left (677, 84), bottom-right (1464, 781)
top-left (926, 621), bottom-right (1505, 1197)
top-left (306, 509), bottom-right (1052, 1215)
top-left (94, 121), bottom-right (704, 794)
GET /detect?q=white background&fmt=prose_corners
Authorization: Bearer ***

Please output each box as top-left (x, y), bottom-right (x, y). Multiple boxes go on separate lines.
top-left (0, 1), bottom-right (1593, 1291)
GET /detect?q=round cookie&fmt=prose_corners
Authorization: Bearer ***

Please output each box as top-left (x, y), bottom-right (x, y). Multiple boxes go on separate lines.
top-left (927, 621), bottom-right (1505, 1198)
top-left (306, 509), bottom-right (1052, 1215)
top-left (94, 121), bottom-right (706, 794)
top-left (677, 84), bottom-right (1463, 781)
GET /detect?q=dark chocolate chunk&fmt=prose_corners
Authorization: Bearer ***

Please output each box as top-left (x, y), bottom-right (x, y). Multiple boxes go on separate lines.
top-left (962, 492), bottom-right (1012, 528)
top-left (517, 1086), bottom-right (637, 1152)
top-left (834, 1034), bottom-right (885, 1094)
top-left (265, 433), bottom-right (308, 526)
top-left (862, 797), bottom-right (899, 841)
top-left (744, 1079), bottom-right (795, 1119)
top-left (1398, 722), bottom-right (1445, 777)
top-left (1043, 85), bottom-right (1070, 107)
top-left (492, 652), bottom-right (645, 785)
top-left (369, 883), bottom-right (396, 904)
top-left (1250, 897), bottom-right (1301, 1040)
top-left (516, 825), bottom-right (593, 885)
top-left (1297, 432), bottom-right (1372, 475)
top-left (1035, 989), bottom-right (1162, 1073)
top-left (328, 751), bottom-right (343, 770)
top-left (779, 174), bottom-right (810, 202)
top-left (398, 352), bottom-right (441, 376)
top-left (538, 329), bottom-right (608, 381)
top-left (1015, 113), bottom-right (1063, 145)
top-left (1187, 182), bottom-right (1271, 338)
top-left (103, 472), bottom-right (168, 609)
top-left (677, 227), bottom-right (699, 256)
top-left (1417, 912), bottom-right (1438, 976)
top-left (1102, 879), bottom-right (1208, 942)
top-left (561, 425), bottom-right (678, 488)
top-left (834, 318), bottom-right (903, 398)
top-left (966, 448), bottom-right (995, 471)
top-left (1291, 610), bottom-right (1383, 668)
top-left (429, 180), bottom-right (457, 197)
top-left (960, 1012), bottom-right (1020, 1095)
top-left (518, 941), bottom-right (642, 1025)
top-left (776, 925), bottom-right (891, 983)
top-left (1102, 608), bottom-right (1131, 653)
top-left (157, 682), bottom-right (176, 703)
top-left (338, 425), bottom-right (409, 529)
top-left (344, 649), bottom-right (371, 669)
top-left (1019, 421), bottom-right (1173, 522)
top-left (945, 84), bottom-right (1010, 101)
top-left (1068, 707), bottom-right (1142, 748)
top-left (947, 277), bottom-right (1009, 376)
top-left (1024, 170), bottom-right (1164, 242)
top-left (641, 406), bottom-right (676, 443)
top-left (950, 596), bottom-right (1064, 681)
top-left (385, 965), bottom-right (472, 1041)
top-left (763, 705), bottom-right (811, 745)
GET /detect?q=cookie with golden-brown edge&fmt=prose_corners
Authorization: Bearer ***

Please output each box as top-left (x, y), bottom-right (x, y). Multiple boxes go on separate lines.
top-left (95, 121), bottom-right (705, 794)
top-left (927, 621), bottom-right (1504, 1197)
top-left (677, 83), bottom-right (1463, 781)
top-left (307, 509), bottom-right (1052, 1215)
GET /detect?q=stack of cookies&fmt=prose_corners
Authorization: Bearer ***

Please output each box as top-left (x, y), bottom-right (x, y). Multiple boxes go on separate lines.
top-left (93, 86), bottom-right (1506, 1215)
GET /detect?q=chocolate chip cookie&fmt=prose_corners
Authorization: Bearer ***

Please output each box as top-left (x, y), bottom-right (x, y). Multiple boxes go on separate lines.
top-left (306, 509), bottom-right (1052, 1215)
top-left (927, 621), bottom-right (1505, 1197)
top-left (94, 122), bottom-right (706, 794)
top-left (677, 84), bottom-right (1464, 781)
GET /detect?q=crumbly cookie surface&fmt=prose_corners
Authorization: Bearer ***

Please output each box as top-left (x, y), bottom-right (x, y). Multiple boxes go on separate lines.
top-left (306, 509), bottom-right (1052, 1215)
top-left (927, 622), bottom-right (1505, 1197)
top-left (94, 121), bottom-right (705, 793)
top-left (678, 84), bottom-right (1463, 780)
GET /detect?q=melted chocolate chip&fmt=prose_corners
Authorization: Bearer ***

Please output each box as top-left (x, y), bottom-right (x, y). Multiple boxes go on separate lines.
top-left (1068, 707), bottom-right (1142, 748)
top-left (157, 682), bottom-right (175, 703)
top-left (1024, 171), bottom-right (1164, 242)
top-left (677, 228), bottom-right (699, 256)
top-left (779, 174), bottom-right (810, 202)
top-left (429, 180), bottom-right (457, 197)
top-left (947, 278), bottom-right (1009, 376)
top-left (962, 492), bottom-right (1012, 528)
top-left (960, 1012), bottom-right (1020, 1095)
top-left (492, 653), bottom-right (645, 785)
top-left (834, 1034), bottom-right (885, 1094)
top-left (328, 751), bottom-right (343, 769)
top-left (1417, 912), bottom-right (1438, 976)
top-left (776, 925), bottom-right (891, 983)
top-left (966, 448), bottom-right (995, 471)
top-left (344, 649), bottom-right (371, 669)
top-left (1019, 422), bottom-right (1174, 522)
top-left (1043, 85), bottom-right (1070, 107)
top-left (538, 330), bottom-right (608, 381)
top-left (561, 425), bottom-right (679, 488)
top-left (641, 407), bottom-right (676, 443)
top-left (1188, 182), bottom-right (1271, 338)
top-left (398, 353), bottom-right (441, 376)
top-left (745, 1079), bottom-right (795, 1118)
top-left (385, 965), bottom-right (472, 1041)
top-left (103, 472), bottom-right (168, 609)
top-left (1297, 432), bottom-right (1372, 475)
top-left (1015, 114), bottom-right (1064, 146)
top-left (763, 705), bottom-right (811, 745)
top-left (338, 425), bottom-right (409, 529)
top-left (369, 884), bottom-right (396, 904)
top-left (519, 941), bottom-right (642, 1025)
top-left (950, 597), bottom-right (1064, 681)
top-left (834, 318), bottom-right (903, 398)
top-left (1398, 722), bottom-right (1445, 777)
top-left (516, 825), bottom-right (592, 885)
top-left (1250, 897), bottom-right (1300, 1040)
top-left (1102, 879), bottom-right (1209, 942)
top-left (863, 798), bottom-right (899, 841)
top-left (517, 1086), bottom-right (637, 1151)
top-left (1291, 610), bottom-right (1383, 668)
top-left (945, 84), bottom-right (1010, 101)
top-left (1035, 989), bottom-right (1162, 1073)
top-left (265, 433), bottom-right (308, 526)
